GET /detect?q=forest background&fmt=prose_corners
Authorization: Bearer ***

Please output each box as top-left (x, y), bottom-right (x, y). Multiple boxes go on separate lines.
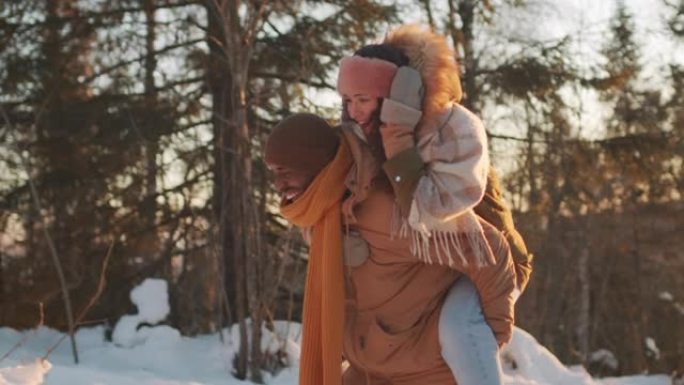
top-left (1, 0), bottom-right (683, 382)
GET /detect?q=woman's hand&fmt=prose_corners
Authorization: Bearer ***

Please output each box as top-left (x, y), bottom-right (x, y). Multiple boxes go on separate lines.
top-left (386, 66), bottom-right (424, 111)
top-left (378, 66), bottom-right (424, 159)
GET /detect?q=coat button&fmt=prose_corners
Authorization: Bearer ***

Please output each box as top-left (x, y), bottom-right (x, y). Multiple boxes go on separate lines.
top-left (394, 175), bottom-right (402, 183)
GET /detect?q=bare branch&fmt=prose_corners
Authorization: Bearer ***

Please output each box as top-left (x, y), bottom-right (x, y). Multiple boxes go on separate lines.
top-left (42, 240), bottom-right (115, 361)
top-left (81, 39), bottom-right (205, 85)
top-left (250, 71), bottom-right (335, 90)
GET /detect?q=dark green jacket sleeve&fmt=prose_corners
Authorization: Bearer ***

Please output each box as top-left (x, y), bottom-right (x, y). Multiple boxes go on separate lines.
top-left (382, 147), bottom-right (425, 217)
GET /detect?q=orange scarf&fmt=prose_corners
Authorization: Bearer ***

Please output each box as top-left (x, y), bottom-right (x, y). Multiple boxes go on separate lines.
top-left (280, 138), bottom-right (352, 385)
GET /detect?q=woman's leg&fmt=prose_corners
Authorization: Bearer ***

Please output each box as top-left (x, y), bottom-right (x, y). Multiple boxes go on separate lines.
top-left (438, 276), bottom-right (503, 385)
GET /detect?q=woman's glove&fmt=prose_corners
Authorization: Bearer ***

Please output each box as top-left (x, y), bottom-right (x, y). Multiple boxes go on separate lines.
top-left (380, 66), bottom-right (424, 159)
top-left (387, 66), bottom-right (424, 111)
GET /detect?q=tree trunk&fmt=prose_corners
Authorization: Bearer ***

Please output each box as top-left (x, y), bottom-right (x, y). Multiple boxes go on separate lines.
top-left (206, 1), bottom-right (237, 331)
top-left (0, 252), bottom-right (4, 324)
top-left (576, 231), bottom-right (590, 362)
top-left (630, 202), bottom-right (647, 371)
top-left (206, 1), bottom-right (266, 381)
top-left (448, 0), bottom-right (480, 113)
top-left (40, 0), bottom-right (79, 363)
top-left (143, 0), bottom-right (159, 230)
top-left (229, 72), bottom-right (251, 380)
top-left (421, 0), bottom-right (436, 29)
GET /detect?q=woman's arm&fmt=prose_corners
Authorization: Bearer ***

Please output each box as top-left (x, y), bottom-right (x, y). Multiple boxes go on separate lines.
top-left (381, 101), bottom-right (489, 228)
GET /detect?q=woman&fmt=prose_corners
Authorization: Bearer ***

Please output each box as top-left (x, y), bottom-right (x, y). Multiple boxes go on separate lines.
top-left (335, 25), bottom-right (533, 384)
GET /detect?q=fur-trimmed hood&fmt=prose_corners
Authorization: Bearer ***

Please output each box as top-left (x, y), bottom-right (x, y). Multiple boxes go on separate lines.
top-left (383, 25), bottom-right (463, 126)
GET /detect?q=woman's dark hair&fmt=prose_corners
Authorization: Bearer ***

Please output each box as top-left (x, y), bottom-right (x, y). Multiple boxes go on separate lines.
top-left (353, 44), bottom-right (409, 67)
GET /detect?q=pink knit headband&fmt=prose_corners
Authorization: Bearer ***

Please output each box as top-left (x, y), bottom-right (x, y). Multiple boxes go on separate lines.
top-left (337, 56), bottom-right (398, 98)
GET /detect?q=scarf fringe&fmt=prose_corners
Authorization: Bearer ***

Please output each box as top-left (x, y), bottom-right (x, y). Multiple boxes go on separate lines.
top-left (391, 203), bottom-right (498, 268)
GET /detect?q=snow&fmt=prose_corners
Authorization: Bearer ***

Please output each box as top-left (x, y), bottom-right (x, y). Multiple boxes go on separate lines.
top-left (658, 292), bottom-right (673, 301)
top-left (500, 328), bottom-right (595, 385)
top-left (674, 303), bottom-right (684, 316)
top-left (589, 349), bottom-right (619, 371)
top-left (644, 338), bottom-right (661, 360)
top-left (129, 279), bottom-right (170, 324)
top-left (112, 279), bottom-right (171, 348)
top-left (0, 278), bottom-right (671, 385)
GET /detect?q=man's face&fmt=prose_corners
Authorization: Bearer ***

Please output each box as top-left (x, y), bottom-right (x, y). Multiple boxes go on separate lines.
top-left (267, 163), bottom-right (317, 204)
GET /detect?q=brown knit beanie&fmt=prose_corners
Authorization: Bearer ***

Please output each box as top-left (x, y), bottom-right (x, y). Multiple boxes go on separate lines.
top-left (265, 113), bottom-right (340, 175)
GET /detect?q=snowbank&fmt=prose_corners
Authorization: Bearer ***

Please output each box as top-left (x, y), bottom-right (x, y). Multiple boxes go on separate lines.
top-left (0, 278), bottom-right (670, 385)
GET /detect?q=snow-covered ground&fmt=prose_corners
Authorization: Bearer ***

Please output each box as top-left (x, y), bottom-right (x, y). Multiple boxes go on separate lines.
top-left (0, 279), bottom-right (671, 385)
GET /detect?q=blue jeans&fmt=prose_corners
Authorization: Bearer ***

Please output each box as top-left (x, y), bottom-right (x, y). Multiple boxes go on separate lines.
top-left (439, 277), bottom-right (504, 385)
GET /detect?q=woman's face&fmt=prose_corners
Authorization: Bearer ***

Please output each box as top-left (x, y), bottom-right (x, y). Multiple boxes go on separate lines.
top-left (343, 93), bottom-right (379, 136)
